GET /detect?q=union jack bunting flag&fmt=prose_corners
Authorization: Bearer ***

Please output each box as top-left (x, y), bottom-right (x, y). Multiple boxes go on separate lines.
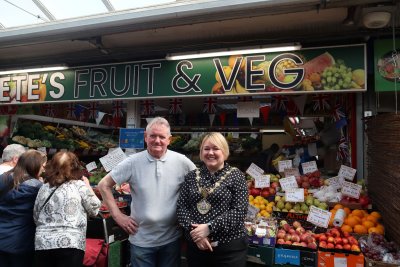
top-left (0, 105), bottom-right (17, 115)
top-left (88, 102), bottom-right (98, 119)
top-left (337, 135), bottom-right (349, 161)
top-left (112, 101), bottom-right (125, 118)
top-left (312, 94), bottom-right (331, 111)
top-left (169, 98), bottom-right (182, 114)
top-left (141, 100), bottom-right (155, 115)
top-left (271, 95), bottom-right (288, 111)
top-left (66, 103), bottom-right (75, 119)
top-left (203, 97), bottom-right (217, 114)
top-left (332, 103), bottom-right (346, 121)
top-left (43, 104), bottom-right (55, 117)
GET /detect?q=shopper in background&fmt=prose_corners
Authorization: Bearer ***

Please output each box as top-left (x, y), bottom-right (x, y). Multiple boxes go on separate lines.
top-left (34, 151), bottom-right (101, 267)
top-left (0, 144), bottom-right (26, 175)
top-left (0, 149), bottom-right (47, 267)
top-left (256, 143), bottom-right (280, 174)
top-left (98, 116), bottom-right (196, 267)
top-left (177, 132), bottom-right (248, 267)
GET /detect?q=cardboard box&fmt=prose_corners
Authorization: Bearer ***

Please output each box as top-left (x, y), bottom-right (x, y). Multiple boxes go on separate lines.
top-left (274, 247), bottom-right (317, 267)
top-left (248, 235), bottom-right (276, 247)
top-left (248, 245), bottom-right (275, 267)
top-left (317, 251), bottom-right (364, 267)
top-left (365, 257), bottom-right (400, 267)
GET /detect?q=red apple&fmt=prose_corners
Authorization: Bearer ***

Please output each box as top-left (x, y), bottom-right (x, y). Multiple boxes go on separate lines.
top-left (334, 237), bottom-right (343, 245)
top-left (319, 234), bottom-right (327, 242)
top-left (343, 244), bottom-right (351, 250)
top-left (327, 237), bottom-right (335, 244)
top-left (335, 244), bottom-right (343, 250)
top-left (296, 227), bottom-right (305, 235)
top-left (250, 188), bottom-right (261, 197)
top-left (283, 223), bottom-right (291, 232)
top-left (277, 238), bottom-right (286, 245)
top-left (271, 182), bottom-right (279, 189)
top-left (342, 238), bottom-right (349, 245)
top-left (292, 242), bottom-right (301, 246)
top-left (277, 230), bottom-right (286, 239)
top-left (285, 240), bottom-right (292, 245)
top-left (261, 188), bottom-right (270, 198)
top-left (300, 233), bottom-right (310, 242)
top-left (327, 243), bottom-right (335, 249)
top-left (268, 187), bottom-right (276, 195)
top-left (291, 234), bottom-right (300, 243)
top-left (289, 228), bottom-right (296, 235)
top-left (351, 245), bottom-right (360, 252)
top-left (292, 221), bottom-right (302, 229)
top-left (308, 242), bottom-right (317, 249)
top-left (319, 241), bottom-right (327, 248)
top-left (300, 242), bottom-right (307, 247)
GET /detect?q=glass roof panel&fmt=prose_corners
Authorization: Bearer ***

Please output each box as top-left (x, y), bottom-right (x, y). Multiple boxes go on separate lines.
top-left (0, 0), bottom-right (48, 28)
top-left (39, 0), bottom-right (108, 20)
top-left (109, 0), bottom-right (176, 11)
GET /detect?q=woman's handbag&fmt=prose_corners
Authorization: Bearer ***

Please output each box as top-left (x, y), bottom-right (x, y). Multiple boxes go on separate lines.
top-left (83, 238), bottom-right (109, 267)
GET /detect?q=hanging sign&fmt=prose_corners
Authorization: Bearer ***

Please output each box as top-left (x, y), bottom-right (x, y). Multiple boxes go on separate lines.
top-left (0, 44), bottom-right (366, 104)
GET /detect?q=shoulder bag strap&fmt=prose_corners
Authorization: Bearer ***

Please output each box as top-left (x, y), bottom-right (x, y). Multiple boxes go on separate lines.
top-left (39, 186), bottom-right (58, 213)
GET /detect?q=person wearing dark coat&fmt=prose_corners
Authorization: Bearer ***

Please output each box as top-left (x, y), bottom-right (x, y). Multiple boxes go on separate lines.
top-left (255, 143), bottom-right (279, 174)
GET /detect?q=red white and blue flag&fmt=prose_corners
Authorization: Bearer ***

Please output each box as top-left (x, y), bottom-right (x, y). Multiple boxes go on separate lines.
top-left (203, 97), bottom-right (217, 114)
top-left (66, 103), bottom-right (75, 119)
top-left (271, 95), bottom-right (288, 111)
top-left (88, 102), bottom-right (98, 119)
top-left (43, 104), bottom-right (55, 117)
top-left (332, 103), bottom-right (346, 121)
top-left (312, 94), bottom-right (331, 111)
top-left (112, 100), bottom-right (125, 118)
top-left (169, 98), bottom-right (183, 114)
top-left (141, 100), bottom-right (155, 115)
top-left (337, 135), bottom-right (349, 161)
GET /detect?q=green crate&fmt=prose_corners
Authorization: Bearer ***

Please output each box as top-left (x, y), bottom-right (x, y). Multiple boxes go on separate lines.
top-left (247, 245), bottom-right (275, 267)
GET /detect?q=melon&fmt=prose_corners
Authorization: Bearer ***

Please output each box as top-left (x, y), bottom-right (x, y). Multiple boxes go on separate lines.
top-left (303, 52), bottom-right (335, 78)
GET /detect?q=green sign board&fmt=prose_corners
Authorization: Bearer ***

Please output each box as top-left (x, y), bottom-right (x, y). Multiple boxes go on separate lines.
top-left (0, 44), bottom-right (366, 105)
top-left (374, 39), bottom-right (400, 92)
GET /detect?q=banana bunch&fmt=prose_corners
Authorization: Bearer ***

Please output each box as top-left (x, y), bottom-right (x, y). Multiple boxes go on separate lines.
top-left (44, 125), bottom-right (57, 132)
top-left (76, 140), bottom-right (91, 149)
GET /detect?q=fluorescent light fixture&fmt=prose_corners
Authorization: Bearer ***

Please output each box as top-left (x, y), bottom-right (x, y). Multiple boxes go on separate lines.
top-left (0, 66), bottom-right (68, 75)
top-left (166, 43), bottom-right (302, 60)
top-left (260, 129), bottom-right (286, 133)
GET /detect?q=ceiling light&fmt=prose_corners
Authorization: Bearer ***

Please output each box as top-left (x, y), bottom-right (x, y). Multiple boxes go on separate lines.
top-left (0, 66), bottom-right (68, 75)
top-left (165, 43), bottom-right (302, 60)
top-left (363, 11), bottom-right (391, 29)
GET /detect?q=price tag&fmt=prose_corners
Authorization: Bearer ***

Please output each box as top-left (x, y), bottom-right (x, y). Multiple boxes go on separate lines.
top-left (334, 257), bottom-right (347, 267)
top-left (301, 161), bottom-right (318, 174)
top-left (250, 133), bottom-right (258, 139)
top-left (255, 227), bottom-right (267, 237)
top-left (285, 188), bottom-right (304, 202)
top-left (278, 160), bottom-right (292, 172)
top-left (341, 181), bottom-right (362, 199)
top-left (246, 163), bottom-right (264, 179)
top-left (279, 176), bottom-right (298, 191)
top-left (100, 147), bottom-right (127, 172)
top-left (247, 204), bottom-right (259, 219)
top-left (86, 161), bottom-right (97, 172)
top-left (255, 175), bottom-right (270, 188)
top-left (327, 176), bottom-right (344, 189)
top-left (48, 148), bottom-right (57, 155)
top-left (338, 165), bottom-right (357, 181)
top-left (307, 205), bottom-right (332, 228)
top-left (37, 147), bottom-right (47, 155)
top-left (284, 167), bottom-right (300, 178)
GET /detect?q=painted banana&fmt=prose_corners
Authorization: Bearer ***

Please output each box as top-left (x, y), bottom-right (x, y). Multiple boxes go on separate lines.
top-left (235, 80), bottom-right (248, 94)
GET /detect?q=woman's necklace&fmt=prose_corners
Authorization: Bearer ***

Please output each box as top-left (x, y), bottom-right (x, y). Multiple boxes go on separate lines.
top-left (195, 167), bottom-right (235, 214)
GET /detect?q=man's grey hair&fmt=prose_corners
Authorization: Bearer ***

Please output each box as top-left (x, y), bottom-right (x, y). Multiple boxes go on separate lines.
top-left (2, 144), bottom-right (26, 162)
top-left (145, 117), bottom-right (171, 136)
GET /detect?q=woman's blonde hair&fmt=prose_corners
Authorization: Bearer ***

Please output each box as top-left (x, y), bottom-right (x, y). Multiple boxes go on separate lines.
top-left (199, 132), bottom-right (230, 161)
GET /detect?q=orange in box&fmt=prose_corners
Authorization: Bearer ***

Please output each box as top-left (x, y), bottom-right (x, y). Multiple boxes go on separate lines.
top-left (318, 251), bottom-right (364, 267)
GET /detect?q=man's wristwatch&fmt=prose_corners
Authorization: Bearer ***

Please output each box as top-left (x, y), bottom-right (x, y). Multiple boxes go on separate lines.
top-left (207, 222), bottom-right (214, 234)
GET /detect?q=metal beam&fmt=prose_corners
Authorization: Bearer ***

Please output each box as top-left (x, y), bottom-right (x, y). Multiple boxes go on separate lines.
top-left (32, 0), bottom-right (56, 21)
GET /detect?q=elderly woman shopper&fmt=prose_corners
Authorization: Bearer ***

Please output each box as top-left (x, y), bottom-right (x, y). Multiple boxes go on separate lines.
top-left (34, 151), bottom-right (101, 267)
top-left (177, 132), bottom-right (248, 267)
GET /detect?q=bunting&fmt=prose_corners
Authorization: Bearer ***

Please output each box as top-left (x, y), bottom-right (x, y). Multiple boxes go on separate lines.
top-left (141, 100), bottom-right (155, 115)
top-left (312, 94), bottom-right (331, 111)
top-left (88, 102), bottom-right (98, 119)
top-left (203, 97), bottom-right (217, 114)
top-left (112, 101), bottom-right (125, 118)
top-left (271, 95), bottom-right (288, 111)
top-left (74, 104), bottom-right (85, 121)
top-left (169, 98), bottom-right (183, 114)
top-left (43, 104), bottom-right (55, 117)
top-left (332, 103), bottom-right (346, 122)
top-left (337, 135), bottom-right (349, 161)
top-left (66, 103), bottom-right (75, 119)
top-left (0, 105), bottom-right (17, 115)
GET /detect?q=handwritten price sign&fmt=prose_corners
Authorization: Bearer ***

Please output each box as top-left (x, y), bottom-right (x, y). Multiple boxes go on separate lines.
top-left (279, 176), bottom-right (298, 191)
top-left (285, 188), bottom-right (304, 202)
top-left (338, 165), bottom-right (357, 181)
top-left (327, 176), bottom-right (345, 189)
top-left (341, 181), bottom-right (362, 199)
top-left (307, 205), bottom-right (332, 228)
top-left (301, 161), bottom-right (318, 174)
top-left (247, 204), bottom-right (260, 219)
top-left (255, 175), bottom-right (270, 188)
top-left (284, 167), bottom-right (300, 178)
top-left (246, 163), bottom-right (264, 179)
top-left (278, 160), bottom-right (293, 172)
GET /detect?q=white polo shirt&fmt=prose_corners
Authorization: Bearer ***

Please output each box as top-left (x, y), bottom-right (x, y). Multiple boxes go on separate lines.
top-left (111, 149), bottom-right (196, 247)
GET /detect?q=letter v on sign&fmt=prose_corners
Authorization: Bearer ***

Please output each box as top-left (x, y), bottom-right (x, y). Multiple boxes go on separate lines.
top-left (213, 58), bottom-right (241, 91)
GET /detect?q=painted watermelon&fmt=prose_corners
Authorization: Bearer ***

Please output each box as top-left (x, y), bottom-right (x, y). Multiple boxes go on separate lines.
top-left (303, 52), bottom-right (335, 78)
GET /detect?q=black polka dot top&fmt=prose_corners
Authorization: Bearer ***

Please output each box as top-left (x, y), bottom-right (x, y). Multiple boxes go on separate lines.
top-left (177, 162), bottom-right (248, 245)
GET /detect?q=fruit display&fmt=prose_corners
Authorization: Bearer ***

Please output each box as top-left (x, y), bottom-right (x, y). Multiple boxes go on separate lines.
top-left (274, 194), bottom-right (328, 213)
top-left (314, 227), bottom-right (361, 252)
top-left (247, 174), bottom-right (280, 199)
top-left (248, 195), bottom-right (275, 219)
top-left (328, 205), bottom-right (384, 235)
top-left (295, 170), bottom-right (324, 189)
top-left (313, 185), bottom-right (342, 203)
top-left (276, 220), bottom-right (317, 249)
top-left (245, 217), bottom-right (277, 244)
top-left (360, 233), bottom-right (400, 264)
top-left (11, 119), bottom-right (118, 151)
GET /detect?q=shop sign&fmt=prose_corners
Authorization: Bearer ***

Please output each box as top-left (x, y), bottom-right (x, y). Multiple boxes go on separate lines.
top-left (0, 44), bottom-right (366, 105)
top-left (374, 39), bottom-right (400, 92)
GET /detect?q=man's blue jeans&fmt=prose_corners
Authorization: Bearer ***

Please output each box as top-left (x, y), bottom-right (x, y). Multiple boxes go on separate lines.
top-left (130, 238), bottom-right (181, 267)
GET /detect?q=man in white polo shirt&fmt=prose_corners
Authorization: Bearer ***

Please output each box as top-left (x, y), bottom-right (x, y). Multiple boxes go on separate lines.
top-left (99, 117), bottom-right (196, 267)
